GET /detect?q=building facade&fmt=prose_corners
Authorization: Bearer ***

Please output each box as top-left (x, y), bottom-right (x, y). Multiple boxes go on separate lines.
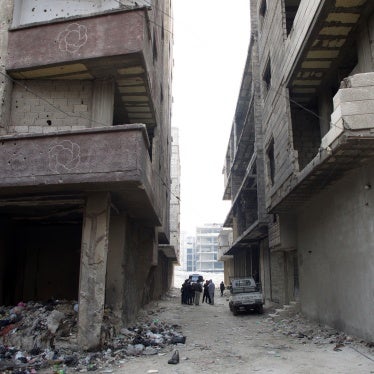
top-left (224, 0), bottom-right (374, 342)
top-left (217, 228), bottom-right (233, 285)
top-left (160, 127), bottom-right (181, 267)
top-left (195, 223), bottom-right (224, 273)
top-left (0, 0), bottom-right (177, 350)
top-left (182, 234), bottom-right (196, 272)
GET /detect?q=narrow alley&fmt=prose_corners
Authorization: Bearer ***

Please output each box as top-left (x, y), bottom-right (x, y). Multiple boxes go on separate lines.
top-left (107, 288), bottom-right (374, 374)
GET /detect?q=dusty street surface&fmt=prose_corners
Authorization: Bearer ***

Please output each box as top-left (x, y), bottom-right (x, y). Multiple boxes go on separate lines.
top-left (108, 288), bottom-right (374, 374)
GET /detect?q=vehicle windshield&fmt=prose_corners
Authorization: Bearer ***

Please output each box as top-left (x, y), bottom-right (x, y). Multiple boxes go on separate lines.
top-left (230, 278), bottom-right (257, 293)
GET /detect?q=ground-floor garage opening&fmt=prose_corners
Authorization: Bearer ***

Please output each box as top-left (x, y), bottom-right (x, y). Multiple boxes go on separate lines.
top-left (0, 201), bottom-right (83, 306)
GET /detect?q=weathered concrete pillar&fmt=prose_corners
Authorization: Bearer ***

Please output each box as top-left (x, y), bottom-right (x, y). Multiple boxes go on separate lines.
top-left (91, 79), bottom-right (115, 127)
top-left (106, 213), bottom-right (127, 323)
top-left (78, 192), bottom-right (111, 350)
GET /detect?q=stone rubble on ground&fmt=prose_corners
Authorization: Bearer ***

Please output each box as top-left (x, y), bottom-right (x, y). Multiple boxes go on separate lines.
top-left (0, 294), bottom-right (186, 373)
top-left (266, 311), bottom-right (374, 357)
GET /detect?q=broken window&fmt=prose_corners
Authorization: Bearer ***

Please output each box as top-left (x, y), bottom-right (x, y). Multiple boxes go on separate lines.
top-left (266, 138), bottom-right (275, 186)
top-left (290, 101), bottom-right (321, 170)
top-left (259, 0), bottom-right (267, 29)
top-left (153, 29), bottom-right (158, 64)
top-left (283, 0), bottom-right (301, 36)
top-left (263, 58), bottom-right (271, 97)
top-left (259, 0), bottom-right (267, 18)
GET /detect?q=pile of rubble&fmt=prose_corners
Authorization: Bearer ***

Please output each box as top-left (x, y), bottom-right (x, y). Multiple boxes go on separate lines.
top-left (268, 311), bottom-right (374, 356)
top-left (0, 299), bottom-right (186, 373)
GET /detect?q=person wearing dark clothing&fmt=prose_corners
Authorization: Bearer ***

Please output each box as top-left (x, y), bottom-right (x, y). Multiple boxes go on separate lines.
top-left (194, 282), bottom-right (203, 305)
top-left (181, 280), bottom-right (189, 304)
top-left (187, 281), bottom-right (195, 305)
top-left (202, 280), bottom-right (211, 304)
top-left (220, 281), bottom-right (225, 296)
top-left (208, 280), bottom-right (215, 305)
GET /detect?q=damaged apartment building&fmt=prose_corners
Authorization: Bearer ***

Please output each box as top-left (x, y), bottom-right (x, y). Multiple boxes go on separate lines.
top-left (222, 0), bottom-right (374, 342)
top-left (0, 0), bottom-right (178, 350)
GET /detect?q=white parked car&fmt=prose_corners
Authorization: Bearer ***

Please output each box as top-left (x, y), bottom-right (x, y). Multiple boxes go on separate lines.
top-left (228, 277), bottom-right (264, 315)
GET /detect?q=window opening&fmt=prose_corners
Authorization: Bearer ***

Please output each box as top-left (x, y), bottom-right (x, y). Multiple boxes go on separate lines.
top-left (259, 0), bottom-right (267, 17)
top-left (263, 58), bottom-right (271, 96)
top-left (266, 139), bottom-right (275, 186)
top-left (284, 0), bottom-right (301, 36)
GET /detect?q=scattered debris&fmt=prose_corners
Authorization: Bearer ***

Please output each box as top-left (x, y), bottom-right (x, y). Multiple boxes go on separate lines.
top-left (167, 349), bottom-right (179, 364)
top-left (266, 310), bottom-right (374, 361)
top-left (0, 299), bottom-right (186, 373)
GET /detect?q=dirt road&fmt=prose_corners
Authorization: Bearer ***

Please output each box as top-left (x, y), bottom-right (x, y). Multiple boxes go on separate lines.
top-left (111, 288), bottom-right (374, 374)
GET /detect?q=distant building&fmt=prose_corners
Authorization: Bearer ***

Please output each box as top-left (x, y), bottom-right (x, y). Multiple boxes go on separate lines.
top-left (195, 224), bottom-right (224, 273)
top-left (184, 235), bottom-right (196, 272)
top-left (217, 228), bottom-right (233, 284)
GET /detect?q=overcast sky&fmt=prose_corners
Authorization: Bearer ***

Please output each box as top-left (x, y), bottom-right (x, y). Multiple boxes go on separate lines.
top-left (172, 0), bottom-right (251, 235)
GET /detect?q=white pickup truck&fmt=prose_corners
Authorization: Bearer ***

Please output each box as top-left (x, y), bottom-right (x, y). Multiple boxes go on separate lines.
top-left (228, 277), bottom-right (264, 315)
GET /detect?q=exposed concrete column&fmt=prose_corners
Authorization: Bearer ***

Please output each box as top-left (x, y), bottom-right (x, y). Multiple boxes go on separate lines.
top-left (91, 79), bottom-right (115, 127)
top-left (78, 192), bottom-right (111, 350)
top-left (106, 213), bottom-right (127, 323)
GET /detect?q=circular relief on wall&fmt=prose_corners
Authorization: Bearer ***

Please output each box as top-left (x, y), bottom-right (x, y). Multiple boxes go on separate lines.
top-left (57, 23), bottom-right (88, 53)
top-left (48, 140), bottom-right (81, 173)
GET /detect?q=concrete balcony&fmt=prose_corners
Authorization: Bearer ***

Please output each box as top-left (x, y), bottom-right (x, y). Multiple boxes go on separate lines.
top-left (7, 9), bottom-right (157, 128)
top-left (0, 124), bottom-right (160, 225)
top-left (270, 72), bottom-right (374, 213)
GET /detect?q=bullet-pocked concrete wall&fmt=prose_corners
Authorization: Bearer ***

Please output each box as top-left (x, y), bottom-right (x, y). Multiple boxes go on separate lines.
top-left (0, 0), bottom-right (13, 134)
top-left (9, 80), bottom-right (93, 134)
top-left (298, 163), bottom-right (374, 341)
top-left (12, 0), bottom-right (150, 28)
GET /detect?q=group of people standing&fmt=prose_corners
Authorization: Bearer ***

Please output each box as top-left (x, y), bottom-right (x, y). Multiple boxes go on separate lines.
top-left (181, 279), bottom-right (216, 305)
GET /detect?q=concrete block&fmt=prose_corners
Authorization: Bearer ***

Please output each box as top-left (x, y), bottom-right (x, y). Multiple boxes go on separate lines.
top-left (72, 125), bottom-right (87, 131)
top-left (14, 125), bottom-right (28, 132)
top-left (74, 104), bottom-right (88, 113)
top-left (51, 119), bottom-right (63, 126)
top-left (54, 111), bottom-right (68, 119)
top-left (30, 105), bottom-right (44, 113)
top-left (340, 99), bottom-right (374, 116)
top-left (17, 104), bottom-right (31, 112)
top-left (53, 98), bottom-right (68, 107)
top-left (67, 98), bottom-right (81, 106)
top-left (343, 113), bottom-right (374, 130)
top-left (333, 86), bottom-right (374, 108)
top-left (29, 126), bottom-right (43, 133)
top-left (58, 126), bottom-right (72, 131)
top-left (78, 118), bottom-right (90, 126)
top-left (42, 126), bottom-right (58, 133)
top-left (348, 72), bottom-right (374, 88)
top-left (28, 98), bottom-right (41, 106)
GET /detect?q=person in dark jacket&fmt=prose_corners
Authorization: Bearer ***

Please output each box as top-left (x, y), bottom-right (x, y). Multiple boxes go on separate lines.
top-left (187, 280), bottom-right (195, 305)
top-left (220, 281), bottom-right (225, 296)
top-left (181, 279), bottom-right (189, 304)
top-left (202, 280), bottom-right (211, 304)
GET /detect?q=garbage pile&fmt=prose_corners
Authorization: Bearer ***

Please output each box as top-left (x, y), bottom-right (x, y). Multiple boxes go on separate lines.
top-left (0, 300), bottom-right (186, 373)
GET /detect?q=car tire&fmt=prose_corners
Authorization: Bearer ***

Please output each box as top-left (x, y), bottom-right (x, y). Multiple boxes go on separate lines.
top-left (233, 307), bottom-right (238, 316)
top-left (256, 305), bottom-right (264, 314)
